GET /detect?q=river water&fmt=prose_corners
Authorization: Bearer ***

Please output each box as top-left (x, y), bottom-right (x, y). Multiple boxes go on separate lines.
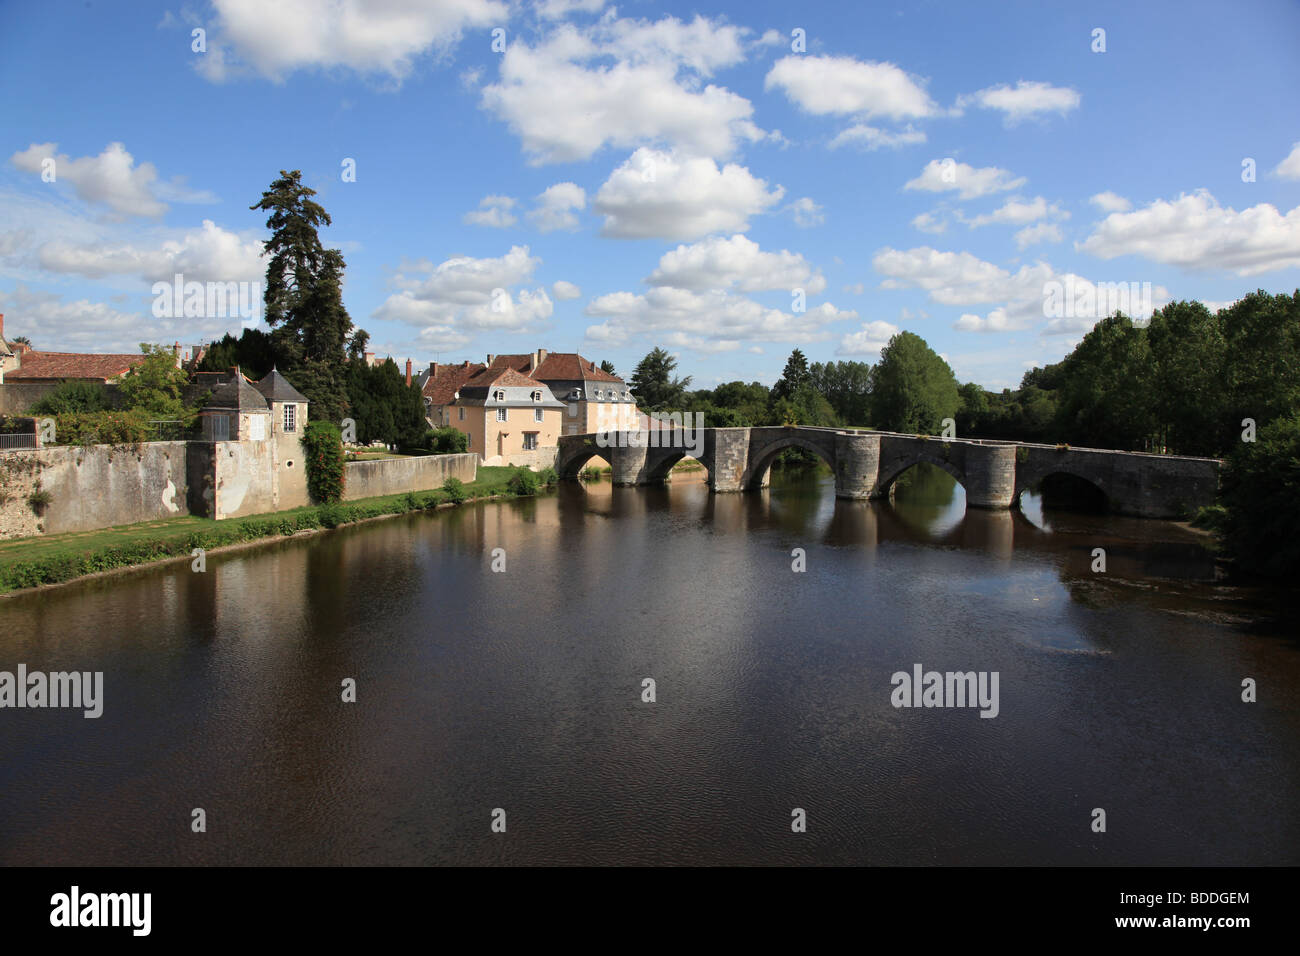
top-left (1, 465), bottom-right (1296, 865)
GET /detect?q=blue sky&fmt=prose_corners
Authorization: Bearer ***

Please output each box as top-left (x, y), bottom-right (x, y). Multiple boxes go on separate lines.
top-left (2, 0), bottom-right (1298, 390)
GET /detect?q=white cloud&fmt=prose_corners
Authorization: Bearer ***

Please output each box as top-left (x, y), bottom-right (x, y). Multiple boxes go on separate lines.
top-left (592, 148), bottom-right (784, 239)
top-left (964, 196), bottom-right (1067, 228)
top-left (373, 245), bottom-right (553, 341)
top-left (1014, 222), bottom-right (1064, 249)
top-left (911, 210), bottom-right (948, 234)
top-left (35, 220), bottom-right (267, 283)
top-left (463, 194), bottom-right (518, 228)
top-left (646, 234), bottom-right (826, 294)
top-left (552, 280), bottom-right (582, 300)
top-left (1089, 191), bottom-right (1132, 213)
top-left (905, 159), bottom-right (1026, 200)
top-left (873, 245), bottom-right (1169, 335)
top-left (788, 197), bottom-right (824, 227)
top-left (956, 81), bottom-right (1080, 124)
top-left (952, 308), bottom-right (1024, 333)
top-left (764, 55), bottom-right (938, 120)
top-left (837, 320), bottom-right (900, 357)
top-left (0, 283), bottom-right (243, 353)
top-left (194, 0), bottom-right (505, 82)
top-left (828, 124), bottom-right (926, 151)
top-left (536, 0), bottom-right (605, 20)
top-left (1273, 142), bottom-right (1300, 180)
top-left (10, 142), bottom-right (216, 219)
top-left (480, 17), bottom-right (765, 164)
top-left (585, 286), bottom-right (856, 351)
top-left (528, 182), bottom-right (586, 232)
top-left (1078, 189), bottom-right (1300, 275)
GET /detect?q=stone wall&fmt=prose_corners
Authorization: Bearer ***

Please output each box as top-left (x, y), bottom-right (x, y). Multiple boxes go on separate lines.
top-left (0, 442), bottom-right (190, 539)
top-left (343, 453), bottom-right (477, 500)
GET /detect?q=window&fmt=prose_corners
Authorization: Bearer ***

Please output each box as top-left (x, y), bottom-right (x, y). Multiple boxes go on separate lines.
top-left (212, 414), bottom-right (230, 441)
top-left (458, 407), bottom-right (465, 421)
top-left (523, 432), bottom-right (538, 451)
top-left (466, 432), bottom-right (471, 448)
top-left (248, 414), bottom-right (266, 441)
top-left (497, 408), bottom-right (507, 422)
top-left (595, 390), bottom-right (603, 400)
top-left (534, 407), bottom-right (544, 423)
top-left (283, 403), bottom-right (296, 433)
top-left (531, 390), bottom-right (541, 402)
top-left (494, 390), bottom-right (505, 401)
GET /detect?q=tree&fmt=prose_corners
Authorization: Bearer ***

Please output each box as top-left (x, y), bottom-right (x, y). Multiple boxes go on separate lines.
top-left (345, 357), bottom-right (427, 448)
top-left (1221, 413), bottom-right (1300, 578)
top-left (600, 359), bottom-right (617, 377)
top-left (11, 335), bottom-right (31, 347)
top-left (810, 360), bottom-right (872, 425)
top-left (869, 331), bottom-right (960, 433)
top-left (1220, 290), bottom-right (1300, 454)
top-left (197, 328), bottom-right (277, 380)
top-left (771, 348), bottom-right (811, 402)
top-left (1146, 300), bottom-right (1225, 456)
top-left (630, 347), bottom-right (692, 409)
top-left (251, 170), bottom-right (362, 422)
top-left (1051, 314), bottom-right (1154, 451)
top-left (117, 344), bottom-right (192, 422)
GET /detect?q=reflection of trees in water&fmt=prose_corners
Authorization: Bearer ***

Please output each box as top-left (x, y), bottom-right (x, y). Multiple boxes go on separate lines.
top-left (889, 462), bottom-right (963, 536)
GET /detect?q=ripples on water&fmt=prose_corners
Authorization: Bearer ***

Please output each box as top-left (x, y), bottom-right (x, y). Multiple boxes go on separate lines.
top-left (0, 463), bottom-right (1296, 865)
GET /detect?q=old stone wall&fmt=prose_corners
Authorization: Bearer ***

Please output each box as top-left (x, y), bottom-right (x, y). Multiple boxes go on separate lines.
top-left (0, 442), bottom-right (190, 539)
top-left (343, 453), bottom-right (477, 500)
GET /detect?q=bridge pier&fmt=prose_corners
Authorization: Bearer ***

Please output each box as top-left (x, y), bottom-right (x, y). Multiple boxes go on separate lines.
top-left (834, 432), bottom-right (882, 499)
top-left (963, 443), bottom-right (1018, 509)
top-left (609, 443), bottom-right (648, 486)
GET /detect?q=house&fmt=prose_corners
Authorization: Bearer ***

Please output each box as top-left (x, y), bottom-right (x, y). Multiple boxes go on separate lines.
top-left (415, 359), bottom-right (486, 428)
top-left (438, 365), bottom-right (565, 466)
top-left (484, 350), bottom-right (639, 436)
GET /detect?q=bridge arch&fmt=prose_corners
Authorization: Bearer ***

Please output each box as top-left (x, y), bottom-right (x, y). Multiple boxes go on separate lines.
top-left (744, 434), bottom-right (837, 490)
top-left (875, 454), bottom-right (968, 497)
top-left (1016, 469), bottom-right (1109, 513)
top-left (642, 448), bottom-right (709, 483)
top-left (555, 444), bottom-right (613, 480)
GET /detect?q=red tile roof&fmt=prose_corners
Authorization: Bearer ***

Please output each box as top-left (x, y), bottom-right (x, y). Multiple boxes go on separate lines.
top-left (5, 351), bottom-right (145, 382)
top-left (463, 366), bottom-right (547, 390)
top-left (492, 351), bottom-right (623, 383)
top-left (422, 362), bottom-right (485, 405)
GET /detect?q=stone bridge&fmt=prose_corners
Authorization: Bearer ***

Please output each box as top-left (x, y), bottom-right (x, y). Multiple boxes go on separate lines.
top-left (555, 426), bottom-right (1221, 519)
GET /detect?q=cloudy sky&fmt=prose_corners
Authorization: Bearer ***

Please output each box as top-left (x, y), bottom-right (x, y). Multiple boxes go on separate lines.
top-left (2, 0), bottom-right (1298, 389)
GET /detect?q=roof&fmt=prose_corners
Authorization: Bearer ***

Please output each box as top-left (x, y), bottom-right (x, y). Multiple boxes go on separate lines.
top-left (254, 368), bottom-right (308, 404)
top-left (491, 351), bottom-right (624, 384)
top-left (422, 362), bottom-right (486, 405)
top-left (4, 350), bottom-right (145, 382)
top-left (463, 366), bottom-right (548, 390)
top-left (204, 375), bottom-right (270, 411)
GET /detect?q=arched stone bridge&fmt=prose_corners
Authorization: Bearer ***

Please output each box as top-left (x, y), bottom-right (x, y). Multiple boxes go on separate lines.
top-left (555, 426), bottom-right (1221, 519)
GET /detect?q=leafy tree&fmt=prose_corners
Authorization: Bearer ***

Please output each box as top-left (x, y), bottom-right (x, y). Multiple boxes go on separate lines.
top-left (1146, 300), bottom-right (1225, 456)
top-left (344, 357), bottom-right (427, 449)
top-left (771, 348), bottom-right (811, 402)
top-left (630, 347), bottom-right (692, 410)
top-left (427, 426), bottom-right (469, 454)
top-left (251, 171), bottom-right (364, 422)
top-left (1051, 314), bottom-right (1155, 450)
top-left (1220, 290), bottom-right (1300, 454)
top-left (11, 335), bottom-right (31, 347)
top-left (869, 331), bottom-right (960, 433)
top-left (810, 360), bottom-right (873, 425)
top-left (1221, 413), bottom-right (1300, 578)
top-left (117, 344), bottom-right (193, 423)
top-left (197, 328), bottom-right (278, 380)
top-left (600, 359), bottom-right (617, 377)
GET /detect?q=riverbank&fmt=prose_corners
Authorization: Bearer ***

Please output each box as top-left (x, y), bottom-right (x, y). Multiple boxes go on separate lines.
top-left (0, 465), bottom-right (528, 596)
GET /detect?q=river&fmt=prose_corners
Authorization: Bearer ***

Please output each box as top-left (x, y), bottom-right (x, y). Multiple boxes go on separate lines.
top-left (1, 464), bottom-right (1296, 865)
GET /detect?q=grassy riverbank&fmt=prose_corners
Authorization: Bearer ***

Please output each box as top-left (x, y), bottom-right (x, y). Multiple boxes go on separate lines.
top-left (0, 466), bottom-right (522, 595)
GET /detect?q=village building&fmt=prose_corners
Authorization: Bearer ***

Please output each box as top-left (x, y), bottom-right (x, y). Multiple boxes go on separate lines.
top-left (484, 350), bottom-right (639, 436)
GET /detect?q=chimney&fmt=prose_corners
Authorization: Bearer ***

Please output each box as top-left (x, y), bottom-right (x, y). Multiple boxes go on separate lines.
top-left (429, 362), bottom-right (438, 378)
top-left (486, 353), bottom-right (495, 366)
top-left (538, 348), bottom-right (547, 366)
top-left (174, 341), bottom-right (182, 368)
top-left (405, 358), bottom-right (413, 386)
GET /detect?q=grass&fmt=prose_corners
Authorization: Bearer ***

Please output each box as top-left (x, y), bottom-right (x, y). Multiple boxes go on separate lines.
top-left (0, 464), bottom-right (526, 595)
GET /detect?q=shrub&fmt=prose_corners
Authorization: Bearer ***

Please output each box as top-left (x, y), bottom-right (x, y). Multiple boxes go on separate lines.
top-left (51, 409), bottom-right (152, 446)
top-left (1221, 414), bottom-right (1300, 578)
top-left (28, 382), bottom-right (109, 416)
top-left (442, 476), bottom-right (467, 504)
top-left (580, 466), bottom-right (604, 481)
top-left (427, 427), bottom-right (469, 455)
top-left (302, 420), bottom-right (346, 504)
top-left (28, 484), bottom-right (52, 515)
top-left (507, 467), bottom-right (540, 496)
top-left (1191, 504), bottom-right (1228, 532)
top-left (538, 466), bottom-right (558, 487)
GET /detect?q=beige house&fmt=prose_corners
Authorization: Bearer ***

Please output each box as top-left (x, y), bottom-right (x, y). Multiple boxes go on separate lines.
top-left (440, 365), bottom-right (565, 467)
top-left (483, 350), bottom-right (639, 436)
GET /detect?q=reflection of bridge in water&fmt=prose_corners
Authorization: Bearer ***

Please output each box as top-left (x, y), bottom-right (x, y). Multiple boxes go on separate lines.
top-left (556, 425), bottom-right (1221, 519)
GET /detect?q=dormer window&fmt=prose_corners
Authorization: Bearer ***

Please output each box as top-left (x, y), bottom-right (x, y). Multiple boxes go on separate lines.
top-left (494, 389), bottom-right (505, 402)
top-left (570, 388), bottom-right (582, 401)
top-left (531, 390), bottom-right (542, 402)
top-left (595, 390), bottom-right (603, 400)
